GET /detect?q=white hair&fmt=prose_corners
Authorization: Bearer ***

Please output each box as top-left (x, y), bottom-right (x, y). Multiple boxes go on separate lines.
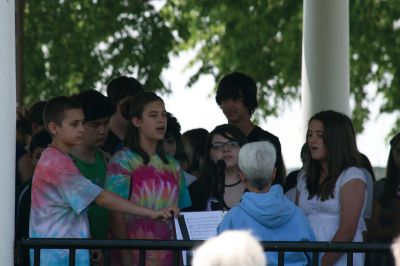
top-left (238, 141), bottom-right (276, 190)
top-left (192, 230), bottom-right (266, 266)
top-left (392, 236), bottom-right (400, 266)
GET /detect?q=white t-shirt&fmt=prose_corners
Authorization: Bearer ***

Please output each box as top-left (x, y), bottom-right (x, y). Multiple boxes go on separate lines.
top-left (297, 167), bottom-right (367, 266)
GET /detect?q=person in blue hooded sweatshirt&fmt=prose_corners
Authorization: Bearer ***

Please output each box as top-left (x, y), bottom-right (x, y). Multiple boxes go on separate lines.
top-left (217, 141), bottom-right (316, 266)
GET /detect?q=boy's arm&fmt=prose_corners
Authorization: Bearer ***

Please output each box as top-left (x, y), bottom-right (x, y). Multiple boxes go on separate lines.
top-left (95, 190), bottom-right (179, 220)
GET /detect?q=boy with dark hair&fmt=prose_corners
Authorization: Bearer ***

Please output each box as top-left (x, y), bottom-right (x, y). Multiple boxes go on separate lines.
top-left (70, 90), bottom-right (114, 241)
top-left (30, 96), bottom-right (177, 266)
top-left (218, 141), bottom-right (316, 266)
top-left (216, 72), bottom-right (258, 115)
top-left (103, 76), bottom-right (144, 154)
top-left (215, 71), bottom-right (286, 185)
top-left (70, 90), bottom-right (115, 265)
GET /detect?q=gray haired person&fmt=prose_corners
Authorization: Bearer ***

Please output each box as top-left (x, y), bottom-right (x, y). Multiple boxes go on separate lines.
top-left (218, 141), bottom-right (316, 266)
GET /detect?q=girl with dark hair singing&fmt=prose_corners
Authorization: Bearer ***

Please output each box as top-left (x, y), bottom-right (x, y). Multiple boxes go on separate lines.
top-left (296, 110), bottom-right (367, 266)
top-left (105, 92), bottom-right (190, 266)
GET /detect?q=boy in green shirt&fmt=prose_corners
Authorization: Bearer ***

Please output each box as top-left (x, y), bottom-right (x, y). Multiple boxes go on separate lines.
top-left (71, 89), bottom-right (115, 241)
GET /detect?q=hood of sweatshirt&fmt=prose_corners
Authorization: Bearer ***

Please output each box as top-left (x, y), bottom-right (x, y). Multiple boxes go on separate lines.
top-left (238, 185), bottom-right (296, 229)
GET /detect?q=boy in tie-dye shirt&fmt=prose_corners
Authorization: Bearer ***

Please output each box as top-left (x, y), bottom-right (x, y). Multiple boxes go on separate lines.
top-left (29, 96), bottom-right (177, 266)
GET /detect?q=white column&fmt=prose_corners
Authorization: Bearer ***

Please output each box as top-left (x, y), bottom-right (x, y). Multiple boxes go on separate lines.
top-left (0, 0), bottom-right (17, 265)
top-left (301, 0), bottom-right (350, 127)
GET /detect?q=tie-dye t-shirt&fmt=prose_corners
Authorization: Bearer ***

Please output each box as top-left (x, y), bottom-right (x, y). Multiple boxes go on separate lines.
top-left (29, 147), bottom-right (102, 266)
top-left (105, 148), bottom-right (191, 266)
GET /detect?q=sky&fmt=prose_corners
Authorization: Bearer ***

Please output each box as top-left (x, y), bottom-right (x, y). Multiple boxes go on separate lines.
top-left (160, 50), bottom-right (395, 171)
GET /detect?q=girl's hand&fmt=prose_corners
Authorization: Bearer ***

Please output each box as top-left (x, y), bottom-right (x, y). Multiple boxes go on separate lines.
top-left (151, 208), bottom-right (173, 221)
top-left (151, 206), bottom-right (180, 221)
top-left (168, 206), bottom-right (180, 217)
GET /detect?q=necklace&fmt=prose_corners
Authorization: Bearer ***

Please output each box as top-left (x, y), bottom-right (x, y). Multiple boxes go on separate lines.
top-left (225, 179), bottom-right (242, 187)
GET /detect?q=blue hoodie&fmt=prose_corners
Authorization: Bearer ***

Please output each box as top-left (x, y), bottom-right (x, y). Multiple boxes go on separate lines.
top-left (218, 185), bottom-right (316, 266)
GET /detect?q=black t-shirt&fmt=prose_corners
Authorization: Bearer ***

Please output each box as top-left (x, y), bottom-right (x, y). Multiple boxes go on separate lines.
top-left (247, 126), bottom-right (282, 154)
top-left (101, 130), bottom-right (122, 155)
top-left (247, 126), bottom-right (286, 186)
top-left (184, 178), bottom-right (208, 212)
top-left (184, 178), bottom-right (248, 212)
top-left (284, 169), bottom-right (301, 193)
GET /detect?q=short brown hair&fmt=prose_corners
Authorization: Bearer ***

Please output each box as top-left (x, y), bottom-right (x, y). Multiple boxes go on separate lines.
top-left (42, 96), bottom-right (82, 132)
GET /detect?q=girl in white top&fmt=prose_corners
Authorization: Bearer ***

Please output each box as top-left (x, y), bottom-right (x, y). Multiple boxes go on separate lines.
top-left (296, 110), bottom-right (367, 266)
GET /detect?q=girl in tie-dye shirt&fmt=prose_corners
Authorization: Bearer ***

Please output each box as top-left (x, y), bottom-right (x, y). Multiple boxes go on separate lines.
top-left (105, 92), bottom-right (191, 266)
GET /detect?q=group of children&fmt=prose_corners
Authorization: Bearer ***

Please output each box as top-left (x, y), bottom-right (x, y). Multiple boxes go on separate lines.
top-left (15, 71), bottom-right (396, 266)
top-left (29, 93), bottom-right (181, 266)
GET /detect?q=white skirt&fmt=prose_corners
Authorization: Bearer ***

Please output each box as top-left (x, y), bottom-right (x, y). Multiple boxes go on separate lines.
top-left (308, 214), bottom-right (365, 266)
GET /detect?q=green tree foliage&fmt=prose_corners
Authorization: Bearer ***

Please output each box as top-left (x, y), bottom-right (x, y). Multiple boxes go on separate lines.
top-left (23, 1), bottom-right (173, 105)
top-left (24, 1), bottom-right (400, 134)
top-left (163, 0), bottom-right (400, 133)
top-left (350, 0), bottom-right (400, 134)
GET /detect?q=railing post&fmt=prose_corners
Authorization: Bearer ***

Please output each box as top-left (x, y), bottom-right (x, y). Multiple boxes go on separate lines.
top-left (278, 251), bottom-right (285, 266)
top-left (173, 250), bottom-right (180, 265)
top-left (104, 249), bottom-right (110, 266)
top-left (34, 248), bottom-right (40, 266)
top-left (347, 252), bottom-right (353, 266)
top-left (139, 250), bottom-right (145, 266)
top-left (69, 248), bottom-right (76, 266)
top-left (312, 252), bottom-right (319, 266)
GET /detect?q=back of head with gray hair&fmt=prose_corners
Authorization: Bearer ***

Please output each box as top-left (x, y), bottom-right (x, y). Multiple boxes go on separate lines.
top-left (238, 141), bottom-right (276, 191)
top-left (192, 230), bottom-right (266, 266)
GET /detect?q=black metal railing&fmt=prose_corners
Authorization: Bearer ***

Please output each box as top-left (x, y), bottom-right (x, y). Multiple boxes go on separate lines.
top-left (17, 238), bottom-right (391, 266)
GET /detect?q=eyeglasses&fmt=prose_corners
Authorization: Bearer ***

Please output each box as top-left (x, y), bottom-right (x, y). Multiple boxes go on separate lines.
top-left (211, 141), bottom-right (240, 151)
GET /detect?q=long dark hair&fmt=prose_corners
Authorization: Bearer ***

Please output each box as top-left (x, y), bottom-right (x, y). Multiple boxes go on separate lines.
top-left (198, 124), bottom-right (247, 199)
top-left (380, 132), bottom-right (400, 205)
top-left (305, 110), bottom-right (361, 201)
top-left (182, 128), bottom-right (209, 174)
top-left (121, 91), bottom-right (168, 165)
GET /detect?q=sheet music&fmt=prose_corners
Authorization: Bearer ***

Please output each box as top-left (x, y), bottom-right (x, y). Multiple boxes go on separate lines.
top-left (184, 211), bottom-right (225, 240)
top-left (174, 211), bottom-right (226, 266)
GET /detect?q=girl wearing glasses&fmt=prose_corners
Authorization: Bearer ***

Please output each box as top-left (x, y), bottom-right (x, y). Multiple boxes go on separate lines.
top-left (186, 124), bottom-right (247, 211)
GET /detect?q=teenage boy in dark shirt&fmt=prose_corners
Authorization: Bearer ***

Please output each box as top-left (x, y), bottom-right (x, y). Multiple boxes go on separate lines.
top-left (215, 71), bottom-right (286, 185)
